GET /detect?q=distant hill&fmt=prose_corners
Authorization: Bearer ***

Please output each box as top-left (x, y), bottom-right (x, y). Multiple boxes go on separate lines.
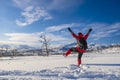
top-left (18, 45), bottom-right (36, 50)
top-left (0, 44), bottom-right (36, 50)
top-left (60, 42), bottom-right (76, 51)
top-left (60, 42), bottom-right (120, 52)
top-left (0, 45), bottom-right (11, 48)
top-left (0, 43), bottom-right (120, 56)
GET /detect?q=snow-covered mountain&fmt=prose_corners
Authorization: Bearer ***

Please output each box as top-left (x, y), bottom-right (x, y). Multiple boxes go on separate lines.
top-left (17, 45), bottom-right (36, 50)
top-left (0, 42), bottom-right (118, 51)
top-left (60, 42), bottom-right (120, 52)
top-left (60, 42), bottom-right (107, 51)
top-left (0, 44), bottom-right (38, 54)
top-left (60, 42), bottom-right (76, 51)
top-left (0, 43), bottom-right (120, 55)
top-left (88, 42), bottom-right (109, 50)
top-left (0, 44), bottom-right (11, 49)
top-left (0, 44), bottom-right (36, 50)
top-left (102, 47), bottom-right (120, 53)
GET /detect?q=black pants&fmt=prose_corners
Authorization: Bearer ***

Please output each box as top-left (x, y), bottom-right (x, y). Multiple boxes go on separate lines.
top-left (70, 47), bottom-right (83, 59)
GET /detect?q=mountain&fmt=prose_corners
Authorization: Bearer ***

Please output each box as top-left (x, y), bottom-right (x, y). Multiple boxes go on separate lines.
top-left (60, 42), bottom-right (110, 51)
top-left (18, 45), bottom-right (36, 50)
top-left (60, 42), bottom-right (76, 51)
top-left (88, 42), bottom-right (109, 50)
top-left (0, 44), bottom-right (37, 51)
top-left (0, 44), bottom-right (11, 48)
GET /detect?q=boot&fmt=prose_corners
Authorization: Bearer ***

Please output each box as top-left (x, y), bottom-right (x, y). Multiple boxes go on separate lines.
top-left (64, 49), bottom-right (72, 57)
top-left (78, 59), bottom-right (81, 67)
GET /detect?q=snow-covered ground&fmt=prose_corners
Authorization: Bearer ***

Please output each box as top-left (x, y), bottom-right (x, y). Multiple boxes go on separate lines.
top-left (0, 52), bottom-right (120, 80)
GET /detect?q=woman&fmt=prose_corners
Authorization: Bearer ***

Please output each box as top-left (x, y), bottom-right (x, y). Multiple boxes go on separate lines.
top-left (64, 27), bottom-right (92, 66)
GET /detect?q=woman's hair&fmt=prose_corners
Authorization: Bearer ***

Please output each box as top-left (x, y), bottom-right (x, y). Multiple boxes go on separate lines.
top-left (78, 32), bottom-right (83, 36)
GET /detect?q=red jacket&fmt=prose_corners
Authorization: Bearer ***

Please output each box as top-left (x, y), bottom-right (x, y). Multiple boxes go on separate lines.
top-left (72, 32), bottom-right (89, 40)
top-left (71, 32), bottom-right (89, 52)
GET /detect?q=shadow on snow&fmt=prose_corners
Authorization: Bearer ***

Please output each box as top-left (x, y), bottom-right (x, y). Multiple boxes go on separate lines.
top-left (86, 64), bottom-right (120, 66)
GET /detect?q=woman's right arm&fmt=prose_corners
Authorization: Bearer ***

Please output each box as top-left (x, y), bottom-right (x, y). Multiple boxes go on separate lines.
top-left (68, 27), bottom-right (79, 39)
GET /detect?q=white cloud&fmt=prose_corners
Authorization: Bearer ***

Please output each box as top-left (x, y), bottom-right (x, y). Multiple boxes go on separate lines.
top-left (91, 32), bottom-right (110, 40)
top-left (2, 32), bottom-right (43, 47)
top-left (45, 23), bottom-right (80, 32)
top-left (52, 22), bottom-right (120, 41)
top-left (87, 23), bottom-right (120, 40)
top-left (16, 6), bottom-right (52, 27)
top-left (5, 33), bottom-right (39, 42)
top-left (1, 32), bottom-right (70, 48)
top-left (12, 0), bottom-right (32, 9)
top-left (13, 0), bottom-right (52, 27)
top-left (13, 0), bottom-right (83, 10)
top-left (45, 22), bottom-right (120, 40)
top-left (45, 22), bottom-right (120, 41)
top-left (46, 33), bottom-right (69, 41)
top-left (13, 0), bottom-right (83, 26)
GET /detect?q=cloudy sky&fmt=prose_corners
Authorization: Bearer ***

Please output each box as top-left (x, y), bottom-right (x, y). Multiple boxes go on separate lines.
top-left (0, 0), bottom-right (120, 48)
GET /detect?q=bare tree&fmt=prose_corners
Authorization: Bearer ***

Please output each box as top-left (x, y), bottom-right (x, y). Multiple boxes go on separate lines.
top-left (0, 47), bottom-right (4, 57)
top-left (11, 48), bottom-right (18, 58)
top-left (39, 33), bottom-right (51, 56)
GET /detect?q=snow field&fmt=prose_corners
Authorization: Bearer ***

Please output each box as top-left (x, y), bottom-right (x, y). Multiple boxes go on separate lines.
top-left (0, 52), bottom-right (120, 80)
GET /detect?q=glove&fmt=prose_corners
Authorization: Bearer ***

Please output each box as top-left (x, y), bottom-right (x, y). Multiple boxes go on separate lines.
top-left (88, 28), bottom-right (92, 33)
top-left (68, 27), bottom-right (72, 33)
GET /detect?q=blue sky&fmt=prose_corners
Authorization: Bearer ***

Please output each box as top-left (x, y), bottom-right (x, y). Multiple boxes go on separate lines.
top-left (0, 0), bottom-right (120, 48)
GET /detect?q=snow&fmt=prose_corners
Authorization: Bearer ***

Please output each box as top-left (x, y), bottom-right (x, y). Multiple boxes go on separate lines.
top-left (0, 52), bottom-right (120, 80)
